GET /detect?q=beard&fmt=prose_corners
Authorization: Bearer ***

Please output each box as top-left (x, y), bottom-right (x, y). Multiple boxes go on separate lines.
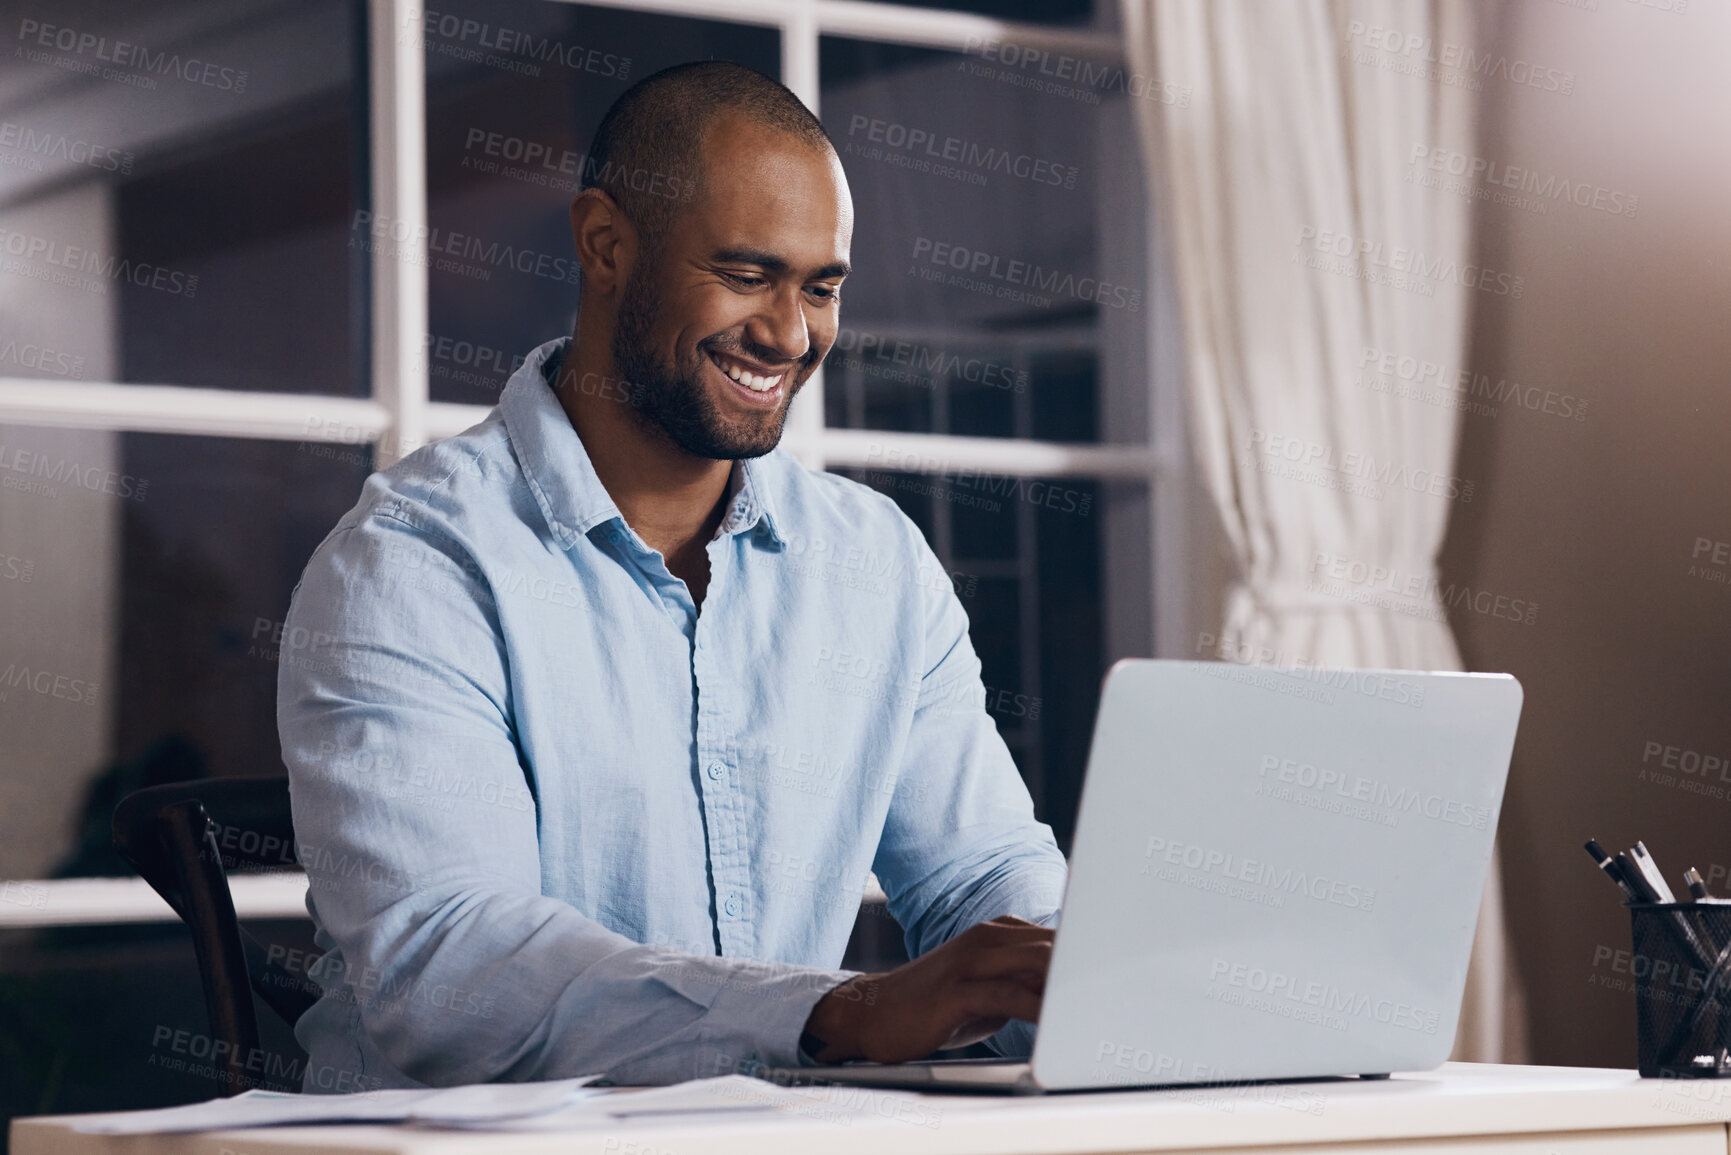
top-left (609, 263), bottom-right (810, 460)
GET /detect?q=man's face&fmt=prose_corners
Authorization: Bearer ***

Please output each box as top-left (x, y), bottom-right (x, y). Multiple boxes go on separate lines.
top-left (610, 113), bottom-right (852, 460)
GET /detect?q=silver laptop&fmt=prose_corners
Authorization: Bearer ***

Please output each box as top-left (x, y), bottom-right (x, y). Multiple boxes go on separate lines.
top-left (770, 659), bottom-right (1523, 1093)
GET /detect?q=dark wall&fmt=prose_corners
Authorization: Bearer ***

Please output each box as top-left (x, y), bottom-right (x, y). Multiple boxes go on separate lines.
top-left (1440, 0), bottom-right (1731, 1067)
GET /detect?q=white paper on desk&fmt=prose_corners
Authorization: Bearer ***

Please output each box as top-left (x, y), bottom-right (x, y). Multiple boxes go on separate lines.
top-left (69, 1075), bottom-right (604, 1134)
top-left (428, 1075), bottom-right (785, 1132)
top-left (449, 1075), bottom-right (936, 1133)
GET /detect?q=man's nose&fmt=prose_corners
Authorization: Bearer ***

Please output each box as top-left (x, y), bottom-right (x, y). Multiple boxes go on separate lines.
top-left (747, 288), bottom-right (812, 365)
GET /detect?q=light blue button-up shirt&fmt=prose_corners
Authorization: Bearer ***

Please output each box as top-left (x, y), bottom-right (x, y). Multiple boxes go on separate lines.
top-left (277, 337), bottom-right (1067, 1090)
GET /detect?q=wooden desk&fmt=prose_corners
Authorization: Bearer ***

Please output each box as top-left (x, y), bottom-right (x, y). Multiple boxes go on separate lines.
top-left (13, 1063), bottom-right (1731, 1155)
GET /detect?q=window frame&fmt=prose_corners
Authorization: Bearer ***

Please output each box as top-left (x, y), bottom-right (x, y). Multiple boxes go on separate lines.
top-left (0, 0), bottom-right (1192, 912)
top-left (0, 0), bottom-right (1164, 479)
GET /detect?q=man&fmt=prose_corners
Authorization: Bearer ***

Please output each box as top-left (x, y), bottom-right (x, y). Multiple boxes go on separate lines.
top-left (279, 60), bottom-right (1065, 1090)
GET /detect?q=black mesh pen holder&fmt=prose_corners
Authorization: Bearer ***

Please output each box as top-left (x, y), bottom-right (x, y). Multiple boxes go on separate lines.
top-left (1630, 902), bottom-right (1731, 1078)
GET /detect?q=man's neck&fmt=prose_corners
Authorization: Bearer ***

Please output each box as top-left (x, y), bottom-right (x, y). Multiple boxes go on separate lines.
top-left (552, 338), bottom-right (732, 604)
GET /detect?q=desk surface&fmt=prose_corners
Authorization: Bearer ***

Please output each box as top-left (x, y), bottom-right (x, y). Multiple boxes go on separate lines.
top-left (15, 1063), bottom-right (1731, 1155)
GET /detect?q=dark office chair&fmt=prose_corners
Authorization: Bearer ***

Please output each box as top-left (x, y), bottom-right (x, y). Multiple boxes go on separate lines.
top-left (112, 777), bottom-right (322, 1096)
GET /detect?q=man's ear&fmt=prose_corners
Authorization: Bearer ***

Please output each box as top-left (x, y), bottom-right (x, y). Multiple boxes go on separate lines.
top-left (570, 187), bottom-right (634, 297)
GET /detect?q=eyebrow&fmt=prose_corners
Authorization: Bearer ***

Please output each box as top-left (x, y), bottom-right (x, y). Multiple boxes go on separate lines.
top-left (711, 246), bottom-right (851, 280)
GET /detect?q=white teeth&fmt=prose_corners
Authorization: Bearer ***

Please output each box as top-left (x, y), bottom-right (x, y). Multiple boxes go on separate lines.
top-left (712, 353), bottom-right (780, 393)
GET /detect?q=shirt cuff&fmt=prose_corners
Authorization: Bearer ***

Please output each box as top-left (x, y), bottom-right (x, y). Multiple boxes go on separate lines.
top-left (697, 963), bottom-right (860, 1078)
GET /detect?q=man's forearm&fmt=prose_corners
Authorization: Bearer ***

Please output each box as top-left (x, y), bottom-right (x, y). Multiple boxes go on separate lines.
top-left (313, 893), bottom-right (859, 1086)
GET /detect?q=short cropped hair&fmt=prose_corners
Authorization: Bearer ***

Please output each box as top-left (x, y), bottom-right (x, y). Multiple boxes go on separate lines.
top-left (581, 61), bottom-right (834, 263)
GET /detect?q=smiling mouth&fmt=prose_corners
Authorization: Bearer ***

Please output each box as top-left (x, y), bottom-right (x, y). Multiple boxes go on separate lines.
top-left (706, 349), bottom-right (786, 394)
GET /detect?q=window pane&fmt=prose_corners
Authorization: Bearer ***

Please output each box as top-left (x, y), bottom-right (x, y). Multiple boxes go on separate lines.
top-left (831, 467), bottom-right (1107, 849)
top-left (0, 0), bottom-right (365, 395)
top-left (868, 0), bottom-right (1094, 25)
top-left (819, 36), bottom-right (1120, 443)
top-left (823, 328), bottom-right (1098, 442)
top-left (0, 426), bottom-right (369, 880)
top-left (422, 0), bottom-right (779, 405)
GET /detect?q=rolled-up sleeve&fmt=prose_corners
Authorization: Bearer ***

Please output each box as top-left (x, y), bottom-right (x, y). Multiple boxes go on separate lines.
top-left (278, 507), bottom-right (854, 1088)
top-left (868, 526), bottom-right (1069, 1056)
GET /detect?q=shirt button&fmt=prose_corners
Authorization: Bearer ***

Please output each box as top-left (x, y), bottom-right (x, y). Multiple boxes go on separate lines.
top-left (724, 893), bottom-right (742, 918)
top-left (706, 761), bottom-right (727, 782)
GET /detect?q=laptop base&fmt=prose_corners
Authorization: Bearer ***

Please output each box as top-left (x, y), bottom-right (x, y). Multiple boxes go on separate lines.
top-left (761, 1058), bottom-right (1040, 1094)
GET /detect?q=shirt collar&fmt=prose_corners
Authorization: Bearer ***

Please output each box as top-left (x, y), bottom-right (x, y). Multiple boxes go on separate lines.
top-left (500, 337), bottom-right (787, 550)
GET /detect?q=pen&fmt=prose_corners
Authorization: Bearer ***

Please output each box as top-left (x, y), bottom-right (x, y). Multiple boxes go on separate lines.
top-left (1615, 852), bottom-right (1659, 902)
top-left (1685, 868), bottom-right (1731, 904)
top-left (1584, 840), bottom-right (1639, 902)
top-left (1594, 842), bottom-right (1716, 973)
top-left (1630, 842), bottom-right (1679, 903)
top-left (1587, 835), bottom-right (1728, 1066)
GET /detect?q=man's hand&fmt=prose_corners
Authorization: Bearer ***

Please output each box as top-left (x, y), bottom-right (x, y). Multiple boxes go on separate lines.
top-left (800, 915), bottom-right (1053, 1064)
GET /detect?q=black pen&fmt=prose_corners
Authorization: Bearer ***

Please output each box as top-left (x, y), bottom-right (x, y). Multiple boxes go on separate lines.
top-left (1615, 852), bottom-right (1656, 901)
top-left (1585, 840), bottom-right (1640, 902)
top-left (1613, 845), bottom-right (1718, 977)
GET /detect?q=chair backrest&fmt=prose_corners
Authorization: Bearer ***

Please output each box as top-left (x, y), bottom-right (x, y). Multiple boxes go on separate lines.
top-left (112, 777), bottom-right (321, 1096)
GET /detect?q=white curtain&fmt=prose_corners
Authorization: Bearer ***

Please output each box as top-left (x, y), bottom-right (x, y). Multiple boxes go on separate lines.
top-left (1120, 0), bottom-right (1527, 1062)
